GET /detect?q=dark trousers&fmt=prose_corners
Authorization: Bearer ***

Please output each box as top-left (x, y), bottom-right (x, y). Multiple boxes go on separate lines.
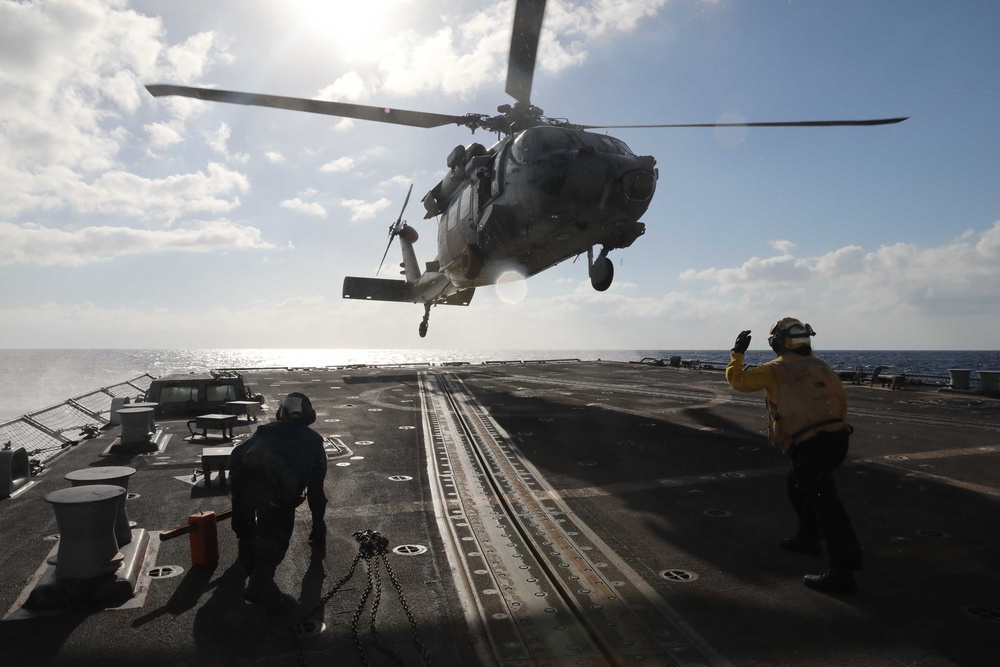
top-left (787, 430), bottom-right (863, 571)
top-left (232, 501), bottom-right (296, 571)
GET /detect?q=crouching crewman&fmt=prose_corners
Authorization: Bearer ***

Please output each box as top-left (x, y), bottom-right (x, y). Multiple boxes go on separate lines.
top-left (230, 392), bottom-right (328, 606)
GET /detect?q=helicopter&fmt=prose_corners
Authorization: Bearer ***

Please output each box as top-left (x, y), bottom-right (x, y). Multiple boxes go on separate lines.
top-left (146, 0), bottom-right (906, 338)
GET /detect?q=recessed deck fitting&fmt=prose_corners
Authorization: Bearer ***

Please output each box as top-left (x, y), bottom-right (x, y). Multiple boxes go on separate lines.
top-left (147, 565), bottom-right (184, 579)
top-left (392, 545), bottom-right (428, 556)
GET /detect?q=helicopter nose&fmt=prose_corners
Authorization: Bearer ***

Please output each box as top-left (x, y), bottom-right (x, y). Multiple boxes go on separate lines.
top-left (623, 170), bottom-right (655, 202)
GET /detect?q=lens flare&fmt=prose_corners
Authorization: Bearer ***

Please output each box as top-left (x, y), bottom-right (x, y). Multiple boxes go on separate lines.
top-left (495, 270), bottom-right (527, 304)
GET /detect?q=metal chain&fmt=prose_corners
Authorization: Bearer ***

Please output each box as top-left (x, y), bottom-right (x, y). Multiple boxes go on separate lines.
top-left (381, 553), bottom-right (433, 667)
top-left (292, 530), bottom-right (433, 667)
top-left (350, 561), bottom-right (376, 666)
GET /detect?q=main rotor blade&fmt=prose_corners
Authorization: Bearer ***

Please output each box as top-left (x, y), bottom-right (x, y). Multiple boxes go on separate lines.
top-left (506, 0), bottom-right (547, 104)
top-left (578, 117), bottom-right (909, 130)
top-left (146, 84), bottom-right (469, 129)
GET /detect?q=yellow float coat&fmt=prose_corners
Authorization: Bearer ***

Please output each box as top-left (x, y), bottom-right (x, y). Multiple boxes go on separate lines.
top-left (727, 352), bottom-right (849, 453)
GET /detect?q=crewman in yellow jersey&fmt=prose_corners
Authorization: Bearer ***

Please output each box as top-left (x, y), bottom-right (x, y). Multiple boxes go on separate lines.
top-left (726, 318), bottom-right (863, 593)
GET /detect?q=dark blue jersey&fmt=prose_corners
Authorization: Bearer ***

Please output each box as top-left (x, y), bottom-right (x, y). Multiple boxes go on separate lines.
top-left (231, 421), bottom-right (327, 512)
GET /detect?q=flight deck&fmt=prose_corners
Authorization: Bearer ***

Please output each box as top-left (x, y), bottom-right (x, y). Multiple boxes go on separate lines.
top-left (1, 360), bottom-right (998, 666)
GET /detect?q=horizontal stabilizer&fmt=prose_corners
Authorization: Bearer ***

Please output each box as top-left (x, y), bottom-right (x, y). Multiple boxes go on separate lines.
top-left (342, 277), bottom-right (412, 303)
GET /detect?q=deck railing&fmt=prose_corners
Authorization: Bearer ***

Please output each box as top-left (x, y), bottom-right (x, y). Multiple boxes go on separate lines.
top-left (0, 374), bottom-right (155, 465)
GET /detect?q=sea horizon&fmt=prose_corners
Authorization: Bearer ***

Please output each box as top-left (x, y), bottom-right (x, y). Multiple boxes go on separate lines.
top-left (1, 348), bottom-right (998, 422)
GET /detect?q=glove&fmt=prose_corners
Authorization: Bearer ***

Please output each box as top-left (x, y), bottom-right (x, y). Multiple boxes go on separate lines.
top-left (732, 330), bottom-right (752, 354)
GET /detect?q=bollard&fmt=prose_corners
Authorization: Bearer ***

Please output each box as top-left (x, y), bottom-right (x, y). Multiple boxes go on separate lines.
top-left (45, 485), bottom-right (125, 579)
top-left (160, 509), bottom-right (232, 567)
top-left (1, 445), bottom-right (31, 497)
top-left (977, 370), bottom-right (1000, 393)
top-left (109, 397), bottom-right (130, 427)
top-left (118, 407), bottom-right (155, 446)
top-left (65, 466), bottom-right (137, 547)
top-left (948, 369), bottom-right (972, 391)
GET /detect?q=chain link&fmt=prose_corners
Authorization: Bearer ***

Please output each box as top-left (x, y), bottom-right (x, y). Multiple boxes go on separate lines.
top-left (292, 530), bottom-right (433, 667)
top-left (382, 553), bottom-right (433, 667)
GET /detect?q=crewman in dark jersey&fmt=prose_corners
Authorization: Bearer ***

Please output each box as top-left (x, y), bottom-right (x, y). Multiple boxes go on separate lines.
top-left (230, 392), bottom-right (327, 606)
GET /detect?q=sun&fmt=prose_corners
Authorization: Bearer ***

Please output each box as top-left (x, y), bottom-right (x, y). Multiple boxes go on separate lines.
top-left (292, 0), bottom-right (407, 62)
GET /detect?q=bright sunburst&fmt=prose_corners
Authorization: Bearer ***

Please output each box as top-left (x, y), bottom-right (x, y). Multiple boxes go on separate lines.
top-left (292, 0), bottom-right (407, 60)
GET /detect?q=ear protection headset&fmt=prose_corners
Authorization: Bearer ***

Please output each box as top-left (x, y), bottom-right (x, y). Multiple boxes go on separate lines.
top-left (768, 317), bottom-right (816, 355)
top-left (276, 392), bottom-right (317, 425)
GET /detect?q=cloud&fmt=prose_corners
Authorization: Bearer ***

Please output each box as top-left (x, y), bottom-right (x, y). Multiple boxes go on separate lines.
top-left (0, 0), bottom-right (232, 218)
top-left (319, 157), bottom-right (356, 173)
top-left (0, 162), bottom-right (249, 220)
top-left (163, 30), bottom-right (229, 81)
top-left (280, 198), bottom-right (327, 217)
top-left (206, 122), bottom-right (250, 163)
top-left (339, 198), bottom-right (391, 222)
top-left (368, 0), bottom-right (668, 98)
top-left (682, 221), bottom-right (1000, 318)
top-left (769, 239), bottom-right (796, 254)
top-left (317, 71), bottom-right (371, 102)
top-left (146, 121), bottom-right (183, 150)
top-left (264, 151), bottom-right (287, 164)
top-left (378, 175), bottom-right (414, 190)
top-left (0, 219), bottom-right (277, 267)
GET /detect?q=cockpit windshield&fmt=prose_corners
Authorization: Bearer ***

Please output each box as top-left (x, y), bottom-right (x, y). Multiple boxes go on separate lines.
top-left (510, 127), bottom-right (636, 163)
top-left (577, 132), bottom-right (635, 156)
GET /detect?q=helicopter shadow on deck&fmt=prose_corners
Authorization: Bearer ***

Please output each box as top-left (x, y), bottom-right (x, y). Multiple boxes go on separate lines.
top-left (472, 384), bottom-right (1000, 666)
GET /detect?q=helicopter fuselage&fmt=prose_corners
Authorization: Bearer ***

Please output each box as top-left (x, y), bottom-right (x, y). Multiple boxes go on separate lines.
top-left (424, 125), bottom-right (657, 290)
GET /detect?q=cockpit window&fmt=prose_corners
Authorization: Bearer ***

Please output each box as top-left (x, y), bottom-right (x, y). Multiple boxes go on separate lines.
top-left (511, 127), bottom-right (579, 162)
top-left (578, 132), bottom-right (636, 156)
top-left (510, 127), bottom-right (635, 162)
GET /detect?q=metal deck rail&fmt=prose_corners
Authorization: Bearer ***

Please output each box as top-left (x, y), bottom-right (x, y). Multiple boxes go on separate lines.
top-left (0, 374), bottom-right (155, 467)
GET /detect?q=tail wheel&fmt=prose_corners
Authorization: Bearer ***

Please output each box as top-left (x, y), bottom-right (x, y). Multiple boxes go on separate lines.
top-left (591, 255), bottom-right (614, 292)
top-left (461, 245), bottom-right (483, 280)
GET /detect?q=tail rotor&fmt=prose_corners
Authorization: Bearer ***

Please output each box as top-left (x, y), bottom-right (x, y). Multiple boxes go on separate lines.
top-left (377, 184), bottom-right (413, 276)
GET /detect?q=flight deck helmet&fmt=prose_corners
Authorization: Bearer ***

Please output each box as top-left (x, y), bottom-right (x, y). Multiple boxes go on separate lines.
top-left (768, 317), bottom-right (816, 355)
top-left (276, 392), bottom-right (317, 425)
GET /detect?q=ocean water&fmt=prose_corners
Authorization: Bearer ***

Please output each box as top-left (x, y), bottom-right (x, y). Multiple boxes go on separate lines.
top-left (1, 348), bottom-right (998, 422)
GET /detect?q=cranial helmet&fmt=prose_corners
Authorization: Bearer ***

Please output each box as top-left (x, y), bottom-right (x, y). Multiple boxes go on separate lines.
top-left (768, 317), bottom-right (816, 354)
top-left (276, 392), bottom-right (316, 425)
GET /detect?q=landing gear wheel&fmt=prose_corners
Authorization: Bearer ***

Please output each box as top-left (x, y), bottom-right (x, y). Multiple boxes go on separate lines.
top-left (460, 245), bottom-right (482, 280)
top-left (590, 256), bottom-right (614, 292)
top-left (419, 303), bottom-right (431, 338)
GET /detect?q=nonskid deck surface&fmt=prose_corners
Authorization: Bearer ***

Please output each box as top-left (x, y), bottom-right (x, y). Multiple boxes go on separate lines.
top-left (1, 361), bottom-right (998, 666)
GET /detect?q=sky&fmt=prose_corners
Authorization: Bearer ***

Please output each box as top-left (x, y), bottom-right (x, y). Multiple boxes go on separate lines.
top-left (1, 0), bottom-right (998, 351)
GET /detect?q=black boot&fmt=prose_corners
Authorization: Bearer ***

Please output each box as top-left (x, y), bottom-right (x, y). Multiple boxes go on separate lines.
top-left (244, 565), bottom-right (281, 606)
top-left (803, 569), bottom-right (857, 594)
